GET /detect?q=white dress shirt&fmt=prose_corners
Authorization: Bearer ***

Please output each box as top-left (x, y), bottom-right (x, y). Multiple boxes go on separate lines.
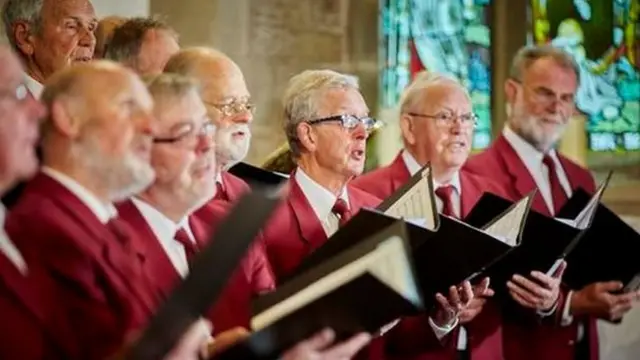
top-left (0, 203), bottom-right (28, 275)
top-left (42, 167), bottom-right (118, 224)
top-left (502, 126), bottom-right (582, 335)
top-left (23, 73), bottom-right (43, 99)
top-left (295, 168), bottom-right (350, 237)
top-left (402, 150), bottom-right (463, 344)
top-left (131, 198), bottom-right (196, 278)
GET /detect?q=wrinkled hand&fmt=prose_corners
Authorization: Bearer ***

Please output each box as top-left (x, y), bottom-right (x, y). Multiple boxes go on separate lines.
top-left (459, 278), bottom-right (495, 324)
top-left (281, 328), bottom-right (371, 360)
top-left (431, 281), bottom-right (474, 327)
top-left (507, 260), bottom-right (566, 311)
top-left (571, 281), bottom-right (640, 321)
top-left (206, 327), bottom-right (250, 357)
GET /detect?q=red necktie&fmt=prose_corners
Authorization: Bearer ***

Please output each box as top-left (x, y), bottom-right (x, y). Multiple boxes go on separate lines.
top-left (213, 182), bottom-right (228, 201)
top-left (435, 185), bottom-right (456, 218)
top-left (174, 228), bottom-right (198, 264)
top-left (543, 154), bottom-right (568, 215)
top-left (331, 198), bottom-right (352, 227)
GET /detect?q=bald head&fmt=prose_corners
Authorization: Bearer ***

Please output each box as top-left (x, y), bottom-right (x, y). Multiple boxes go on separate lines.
top-left (94, 15), bottom-right (127, 59)
top-left (0, 46), bottom-right (45, 192)
top-left (165, 47), bottom-right (253, 169)
top-left (41, 60), bottom-right (155, 201)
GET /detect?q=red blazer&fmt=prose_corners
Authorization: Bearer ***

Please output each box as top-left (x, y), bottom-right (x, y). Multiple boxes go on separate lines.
top-left (261, 171), bottom-right (382, 280)
top-left (353, 153), bottom-right (506, 360)
top-left (5, 172), bottom-right (160, 359)
top-left (465, 135), bottom-right (598, 360)
top-left (215, 171), bottom-right (251, 202)
top-left (117, 199), bottom-right (276, 334)
top-left (0, 246), bottom-right (77, 360)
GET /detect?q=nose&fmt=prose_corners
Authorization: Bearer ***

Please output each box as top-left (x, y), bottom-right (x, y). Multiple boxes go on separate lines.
top-left (136, 110), bottom-right (157, 137)
top-left (449, 119), bottom-right (463, 134)
top-left (231, 109), bottom-right (253, 125)
top-left (79, 24), bottom-right (96, 50)
top-left (352, 122), bottom-right (367, 140)
top-left (195, 131), bottom-right (215, 154)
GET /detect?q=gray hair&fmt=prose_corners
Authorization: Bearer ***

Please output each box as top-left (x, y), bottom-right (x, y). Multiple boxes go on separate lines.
top-left (398, 71), bottom-right (469, 114)
top-left (2, 0), bottom-right (44, 54)
top-left (104, 16), bottom-right (177, 70)
top-left (282, 69), bottom-right (359, 158)
top-left (143, 72), bottom-right (200, 102)
top-left (509, 44), bottom-right (580, 84)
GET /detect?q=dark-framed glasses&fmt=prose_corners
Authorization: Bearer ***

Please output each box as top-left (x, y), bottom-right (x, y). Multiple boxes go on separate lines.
top-left (407, 112), bottom-right (478, 129)
top-left (307, 114), bottom-right (383, 132)
top-left (153, 121), bottom-right (216, 145)
top-left (205, 98), bottom-right (256, 117)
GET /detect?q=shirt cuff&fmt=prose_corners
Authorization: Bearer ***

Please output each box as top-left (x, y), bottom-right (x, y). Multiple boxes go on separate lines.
top-left (537, 299), bottom-right (559, 317)
top-left (561, 290), bottom-right (575, 326)
top-left (428, 316), bottom-right (458, 340)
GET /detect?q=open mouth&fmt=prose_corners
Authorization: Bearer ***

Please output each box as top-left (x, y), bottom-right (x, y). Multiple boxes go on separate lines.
top-left (73, 57), bottom-right (92, 63)
top-left (448, 141), bottom-right (467, 151)
top-left (350, 149), bottom-right (365, 160)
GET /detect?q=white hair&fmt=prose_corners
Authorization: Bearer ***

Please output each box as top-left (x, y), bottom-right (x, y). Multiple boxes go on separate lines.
top-left (282, 69), bottom-right (359, 158)
top-left (398, 71), bottom-right (470, 115)
top-left (2, 0), bottom-right (45, 54)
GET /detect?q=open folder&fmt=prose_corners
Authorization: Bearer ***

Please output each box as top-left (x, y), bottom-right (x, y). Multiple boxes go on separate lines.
top-left (228, 162), bottom-right (289, 189)
top-left (463, 177), bottom-right (610, 298)
top-left (124, 191), bottom-right (281, 360)
top-left (555, 174), bottom-right (640, 291)
top-left (216, 221), bottom-right (423, 360)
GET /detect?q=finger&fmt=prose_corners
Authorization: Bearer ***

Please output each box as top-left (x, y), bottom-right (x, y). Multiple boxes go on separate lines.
top-left (512, 275), bottom-right (553, 299)
top-left (610, 302), bottom-right (634, 321)
top-left (207, 327), bottom-right (250, 357)
top-left (322, 332), bottom-right (372, 358)
top-left (509, 288), bottom-right (539, 309)
top-left (552, 260), bottom-right (567, 278)
top-left (597, 281), bottom-right (624, 293)
top-left (461, 281), bottom-right (474, 305)
top-left (300, 328), bottom-right (335, 351)
top-left (530, 271), bottom-right (557, 289)
top-left (507, 281), bottom-right (543, 307)
top-left (484, 288), bottom-right (496, 297)
top-left (475, 277), bottom-right (490, 294)
top-left (448, 286), bottom-right (462, 309)
top-left (435, 293), bottom-right (453, 311)
top-left (612, 291), bottom-right (640, 306)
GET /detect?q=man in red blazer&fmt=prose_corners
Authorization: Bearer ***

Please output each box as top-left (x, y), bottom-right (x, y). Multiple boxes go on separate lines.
top-left (5, 61), bottom-right (163, 359)
top-left (116, 73), bottom-right (275, 334)
top-left (352, 72), bottom-right (564, 360)
top-left (465, 45), bottom-right (640, 360)
top-left (0, 45), bottom-right (79, 360)
top-left (164, 47), bottom-right (253, 203)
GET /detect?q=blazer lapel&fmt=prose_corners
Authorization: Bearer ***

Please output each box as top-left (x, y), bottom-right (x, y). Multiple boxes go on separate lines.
top-left (189, 215), bottom-right (210, 247)
top-left (459, 171), bottom-right (481, 219)
top-left (288, 175), bottom-right (327, 250)
top-left (494, 135), bottom-right (551, 216)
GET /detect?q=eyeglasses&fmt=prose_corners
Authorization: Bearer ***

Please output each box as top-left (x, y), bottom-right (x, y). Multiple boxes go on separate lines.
top-left (153, 121), bottom-right (216, 146)
top-left (407, 112), bottom-right (478, 129)
top-left (306, 114), bottom-right (382, 132)
top-left (204, 98), bottom-right (256, 117)
top-left (0, 84), bottom-right (29, 103)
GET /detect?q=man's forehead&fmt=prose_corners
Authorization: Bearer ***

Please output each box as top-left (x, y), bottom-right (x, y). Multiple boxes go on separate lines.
top-left (47, 0), bottom-right (96, 21)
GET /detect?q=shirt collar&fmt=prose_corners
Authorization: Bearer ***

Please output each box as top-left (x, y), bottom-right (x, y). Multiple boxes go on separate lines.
top-left (131, 197), bottom-right (191, 242)
top-left (502, 125), bottom-right (560, 167)
top-left (433, 170), bottom-right (462, 195)
top-left (295, 167), bottom-right (350, 221)
top-left (23, 73), bottom-right (43, 99)
top-left (401, 149), bottom-right (422, 176)
top-left (41, 167), bottom-right (118, 224)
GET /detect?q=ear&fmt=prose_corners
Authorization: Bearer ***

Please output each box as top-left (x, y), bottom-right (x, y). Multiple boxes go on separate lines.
top-left (50, 100), bottom-right (82, 138)
top-left (12, 21), bottom-right (37, 58)
top-left (296, 122), bottom-right (317, 154)
top-left (504, 78), bottom-right (519, 105)
top-left (399, 114), bottom-right (416, 146)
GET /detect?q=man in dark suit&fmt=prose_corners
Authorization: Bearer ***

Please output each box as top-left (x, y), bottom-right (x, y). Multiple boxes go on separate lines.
top-left (5, 61), bottom-right (162, 359)
top-left (116, 73), bottom-right (275, 334)
top-left (353, 72), bottom-right (564, 360)
top-left (465, 44), bottom-right (640, 360)
top-left (164, 47), bottom-right (254, 203)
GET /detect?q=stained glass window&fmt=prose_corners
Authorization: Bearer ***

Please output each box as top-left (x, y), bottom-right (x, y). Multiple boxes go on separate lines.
top-left (529, 0), bottom-right (640, 153)
top-left (379, 0), bottom-right (493, 150)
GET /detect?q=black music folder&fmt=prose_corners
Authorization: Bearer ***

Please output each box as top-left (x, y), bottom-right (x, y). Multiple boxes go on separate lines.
top-left (228, 162), bottom-right (288, 189)
top-left (125, 191), bottom-right (281, 360)
top-left (216, 221), bottom-right (423, 360)
top-left (463, 180), bottom-right (608, 299)
top-left (556, 175), bottom-right (640, 291)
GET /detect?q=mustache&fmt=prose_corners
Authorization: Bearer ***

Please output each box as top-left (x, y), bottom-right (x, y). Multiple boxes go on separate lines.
top-left (217, 123), bottom-right (251, 136)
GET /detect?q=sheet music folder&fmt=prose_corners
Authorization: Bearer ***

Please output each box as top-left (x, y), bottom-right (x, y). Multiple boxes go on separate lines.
top-left (463, 184), bottom-right (607, 298)
top-left (125, 191), bottom-right (281, 360)
top-left (556, 175), bottom-right (640, 291)
top-left (228, 162), bottom-right (288, 189)
top-left (216, 221), bottom-right (423, 360)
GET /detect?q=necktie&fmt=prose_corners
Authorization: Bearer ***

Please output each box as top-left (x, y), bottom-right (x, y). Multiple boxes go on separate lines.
top-left (331, 198), bottom-right (352, 227)
top-left (214, 182), bottom-right (228, 201)
top-left (174, 228), bottom-right (198, 264)
top-left (542, 154), bottom-right (568, 215)
top-left (435, 185), bottom-right (456, 218)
